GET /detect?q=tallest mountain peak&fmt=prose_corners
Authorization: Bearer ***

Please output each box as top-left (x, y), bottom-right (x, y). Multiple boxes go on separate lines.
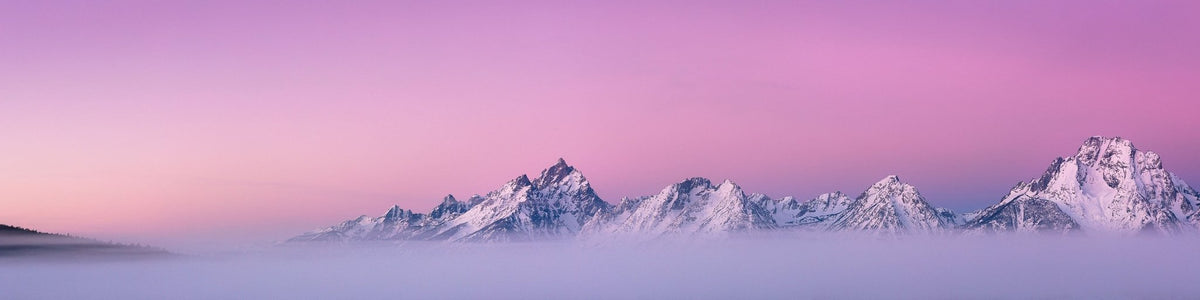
top-left (1078, 136), bottom-right (1135, 153)
top-left (974, 135), bottom-right (1193, 234)
top-left (533, 158), bottom-right (580, 188)
top-left (1084, 135), bottom-right (1131, 144)
top-left (872, 175), bottom-right (903, 187)
top-left (1075, 136), bottom-right (1139, 165)
top-left (547, 157), bottom-right (574, 172)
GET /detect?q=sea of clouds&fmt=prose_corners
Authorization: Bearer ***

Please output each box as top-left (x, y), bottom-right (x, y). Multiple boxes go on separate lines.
top-left (3, 235), bottom-right (1200, 299)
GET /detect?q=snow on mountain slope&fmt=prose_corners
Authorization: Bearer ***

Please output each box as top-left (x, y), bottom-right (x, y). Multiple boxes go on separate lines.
top-left (756, 192), bottom-right (856, 228)
top-left (750, 193), bottom-right (780, 221)
top-left (433, 175), bottom-right (568, 242)
top-left (286, 211), bottom-right (403, 243)
top-left (791, 192), bottom-right (855, 227)
top-left (531, 158), bottom-right (611, 231)
top-left (288, 136), bottom-right (1200, 242)
top-left (1174, 175), bottom-right (1200, 224)
top-left (434, 159), bottom-right (612, 242)
top-left (827, 176), bottom-right (956, 234)
top-left (580, 178), bottom-right (776, 241)
top-left (965, 137), bottom-right (1200, 235)
top-left (287, 195), bottom-right (476, 243)
top-left (962, 184), bottom-right (1081, 234)
top-left (288, 159), bottom-right (612, 243)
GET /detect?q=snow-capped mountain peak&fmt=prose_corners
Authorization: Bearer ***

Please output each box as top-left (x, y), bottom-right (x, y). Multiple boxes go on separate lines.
top-left (1076, 136), bottom-right (1135, 165)
top-left (878, 175), bottom-right (901, 185)
top-left (498, 175), bottom-right (534, 196)
top-left (579, 177), bottom-right (775, 241)
top-left (806, 192), bottom-right (852, 214)
top-left (770, 191), bottom-right (854, 227)
top-left (828, 175), bottom-right (954, 234)
top-left (428, 194), bottom-right (473, 221)
top-left (288, 137), bottom-right (1200, 243)
top-left (383, 205), bottom-right (405, 220)
top-left (532, 158), bottom-right (575, 187)
top-left (528, 158), bottom-right (609, 231)
top-left (966, 136), bottom-right (1199, 235)
top-left (423, 159), bottom-right (613, 242)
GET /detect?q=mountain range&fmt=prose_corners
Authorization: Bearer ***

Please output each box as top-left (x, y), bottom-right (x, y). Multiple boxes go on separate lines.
top-left (287, 136), bottom-right (1200, 243)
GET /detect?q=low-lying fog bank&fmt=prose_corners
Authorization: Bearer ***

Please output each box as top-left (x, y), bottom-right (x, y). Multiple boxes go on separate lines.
top-left (3, 236), bottom-right (1199, 299)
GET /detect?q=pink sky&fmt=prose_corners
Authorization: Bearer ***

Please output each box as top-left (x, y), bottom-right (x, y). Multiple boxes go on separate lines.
top-left (2, 1), bottom-right (1199, 249)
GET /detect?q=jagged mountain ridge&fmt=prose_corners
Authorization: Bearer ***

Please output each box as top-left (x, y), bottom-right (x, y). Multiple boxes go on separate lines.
top-left (964, 137), bottom-right (1200, 235)
top-left (286, 194), bottom-right (482, 242)
top-left (290, 167), bottom-right (961, 243)
top-left (289, 159), bottom-right (612, 243)
top-left (826, 176), bottom-right (958, 234)
top-left (288, 137), bottom-right (1200, 243)
top-left (579, 178), bottom-right (777, 241)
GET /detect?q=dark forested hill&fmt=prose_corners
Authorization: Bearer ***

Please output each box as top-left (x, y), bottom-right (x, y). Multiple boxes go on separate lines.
top-left (0, 224), bottom-right (170, 259)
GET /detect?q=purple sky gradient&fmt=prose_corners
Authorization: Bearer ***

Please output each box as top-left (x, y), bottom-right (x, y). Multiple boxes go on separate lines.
top-left (2, 1), bottom-right (1199, 247)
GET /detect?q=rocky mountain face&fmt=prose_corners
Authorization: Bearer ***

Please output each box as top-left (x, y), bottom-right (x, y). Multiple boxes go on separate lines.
top-left (286, 195), bottom-right (482, 242)
top-left (580, 176), bottom-right (957, 239)
top-left (432, 175), bottom-right (570, 242)
top-left (825, 176), bottom-right (957, 234)
top-left (767, 192), bottom-right (854, 227)
top-left (962, 187), bottom-right (1081, 234)
top-left (579, 178), bottom-right (776, 241)
top-left (288, 137), bottom-right (1200, 243)
top-left (288, 159), bottom-right (612, 243)
top-left (964, 137), bottom-right (1200, 235)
